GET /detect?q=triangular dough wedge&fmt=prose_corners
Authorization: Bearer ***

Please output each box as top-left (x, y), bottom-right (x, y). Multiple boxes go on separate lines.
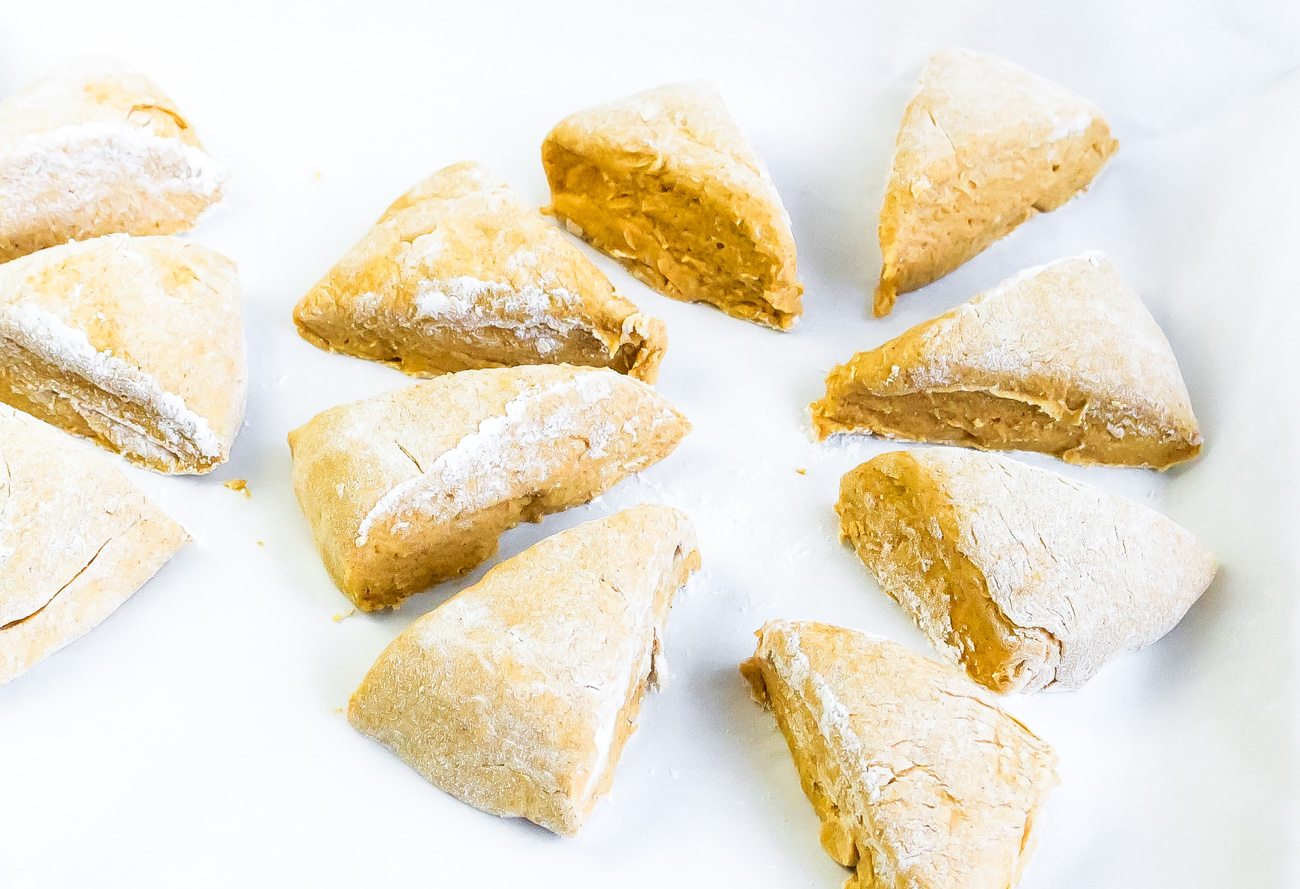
top-left (349, 505), bottom-right (700, 836)
top-left (0, 234), bottom-right (247, 473)
top-left (0, 57), bottom-right (228, 262)
top-left (741, 621), bottom-right (1058, 889)
top-left (838, 449), bottom-right (1217, 693)
top-left (543, 82), bottom-right (803, 329)
top-left (1, 405), bottom-right (189, 685)
top-left (294, 161), bottom-right (668, 382)
top-left (812, 252), bottom-right (1201, 468)
top-left (288, 365), bottom-right (689, 611)
top-left (874, 48), bottom-right (1118, 315)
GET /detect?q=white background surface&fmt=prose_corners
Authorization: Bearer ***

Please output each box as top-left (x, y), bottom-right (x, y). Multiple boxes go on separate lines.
top-left (1, 1), bottom-right (1297, 886)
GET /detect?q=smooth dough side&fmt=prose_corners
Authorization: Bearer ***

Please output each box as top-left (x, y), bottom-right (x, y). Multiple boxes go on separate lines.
top-left (347, 505), bottom-right (701, 835)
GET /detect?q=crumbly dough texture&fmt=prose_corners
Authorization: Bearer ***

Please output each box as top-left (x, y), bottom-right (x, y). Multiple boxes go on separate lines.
top-left (837, 449), bottom-right (1217, 694)
top-left (294, 161), bottom-right (667, 382)
top-left (349, 505), bottom-right (701, 836)
top-left (542, 82), bottom-right (803, 329)
top-left (741, 621), bottom-right (1058, 889)
top-left (0, 405), bottom-right (189, 685)
top-left (0, 234), bottom-right (248, 474)
top-left (0, 57), bottom-right (228, 262)
top-left (874, 48), bottom-right (1118, 315)
top-left (288, 365), bottom-right (689, 611)
top-left (812, 252), bottom-right (1201, 468)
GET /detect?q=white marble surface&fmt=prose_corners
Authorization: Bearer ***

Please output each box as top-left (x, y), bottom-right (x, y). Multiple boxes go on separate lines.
top-left (0, 1), bottom-right (1296, 885)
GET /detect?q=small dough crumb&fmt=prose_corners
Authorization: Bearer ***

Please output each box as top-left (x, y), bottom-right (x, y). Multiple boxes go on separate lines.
top-left (223, 479), bottom-right (251, 497)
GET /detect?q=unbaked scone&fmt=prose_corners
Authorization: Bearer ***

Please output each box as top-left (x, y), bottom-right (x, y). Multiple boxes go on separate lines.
top-left (741, 621), bottom-right (1058, 889)
top-left (542, 82), bottom-right (803, 329)
top-left (0, 234), bottom-right (247, 474)
top-left (874, 48), bottom-right (1117, 316)
top-left (349, 505), bottom-right (700, 836)
top-left (837, 449), bottom-right (1217, 694)
top-left (294, 161), bottom-right (667, 382)
top-left (288, 365), bottom-right (689, 611)
top-left (0, 57), bottom-right (228, 263)
top-left (812, 253), bottom-right (1201, 468)
top-left (1, 405), bottom-right (189, 686)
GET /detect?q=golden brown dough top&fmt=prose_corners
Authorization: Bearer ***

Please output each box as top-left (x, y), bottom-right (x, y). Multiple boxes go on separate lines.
top-left (755, 620), bottom-right (1058, 889)
top-left (0, 234), bottom-right (247, 451)
top-left (0, 57), bottom-right (207, 154)
top-left (544, 82), bottom-right (796, 257)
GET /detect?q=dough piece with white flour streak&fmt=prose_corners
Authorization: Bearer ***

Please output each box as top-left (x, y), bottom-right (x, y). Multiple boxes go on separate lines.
top-left (0, 57), bottom-right (228, 262)
top-left (812, 253), bottom-right (1201, 469)
top-left (741, 621), bottom-right (1058, 889)
top-left (874, 48), bottom-right (1117, 315)
top-left (837, 449), bottom-right (1217, 693)
top-left (288, 365), bottom-right (689, 611)
top-left (543, 82), bottom-right (803, 329)
top-left (0, 405), bottom-right (189, 686)
top-left (0, 234), bottom-right (247, 474)
top-left (349, 506), bottom-right (700, 836)
top-left (294, 161), bottom-right (667, 382)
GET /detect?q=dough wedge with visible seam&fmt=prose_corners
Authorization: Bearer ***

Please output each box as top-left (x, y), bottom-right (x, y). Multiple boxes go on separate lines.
top-left (874, 47), bottom-right (1117, 315)
top-left (1, 405), bottom-right (190, 686)
top-left (812, 252), bottom-right (1201, 468)
top-left (0, 57), bottom-right (228, 263)
top-left (741, 620), bottom-right (1058, 889)
top-left (0, 234), bottom-right (247, 474)
top-left (349, 505), bottom-right (700, 836)
top-left (294, 161), bottom-right (667, 382)
top-left (542, 82), bottom-right (803, 329)
top-left (288, 365), bottom-right (689, 611)
top-left (837, 449), bottom-right (1217, 693)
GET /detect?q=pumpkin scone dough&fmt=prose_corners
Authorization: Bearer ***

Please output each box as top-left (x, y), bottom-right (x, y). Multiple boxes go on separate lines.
top-left (874, 47), bottom-right (1118, 316)
top-left (542, 82), bottom-right (803, 329)
top-left (0, 405), bottom-right (190, 686)
top-left (0, 57), bottom-right (228, 263)
top-left (294, 161), bottom-right (668, 382)
top-left (349, 505), bottom-right (700, 836)
top-left (741, 621), bottom-right (1058, 889)
top-left (812, 252), bottom-right (1202, 469)
top-left (288, 365), bottom-right (689, 611)
top-left (0, 234), bottom-right (247, 474)
top-left (838, 449), bottom-right (1217, 694)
